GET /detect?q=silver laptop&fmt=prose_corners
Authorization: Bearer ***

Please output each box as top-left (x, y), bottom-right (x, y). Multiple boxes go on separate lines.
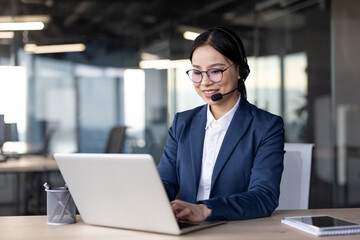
top-left (54, 153), bottom-right (225, 235)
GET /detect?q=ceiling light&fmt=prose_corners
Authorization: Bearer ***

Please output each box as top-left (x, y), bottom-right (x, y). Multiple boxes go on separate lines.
top-left (139, 59), bottom-right (170, 69)
top-left (24, 43), bottom-right (86, 54)
top-left (0, 15), bottom-right (51, 23)
top-left (139, 59), bottom-right (190, 69)
top-left (140, 52), bottom-right (160, 60)
top-left (0, 32), bottom-right (14, 39)
top-left (183, 31), bottom-right (200, 41)
top-left (0, 22), bottom-right (44, 31)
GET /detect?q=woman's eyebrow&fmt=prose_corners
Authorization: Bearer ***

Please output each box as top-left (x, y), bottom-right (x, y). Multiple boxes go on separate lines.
top-left (191, 63), bottom-right (227, 69)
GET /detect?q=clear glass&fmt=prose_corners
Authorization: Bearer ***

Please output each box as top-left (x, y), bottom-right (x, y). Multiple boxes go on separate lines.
top-left (123, 69), bottom-right (146, 153)
top-left (32, 57), bottom-right (77, 153)
top-left (0, 66), bottom-right (27, 141)
top-left (77, 64), bottom-right (119, 153)
top-left (247, 55), bottom-right (281, 116)
top-left (284, 52), bottom-right (308, 143)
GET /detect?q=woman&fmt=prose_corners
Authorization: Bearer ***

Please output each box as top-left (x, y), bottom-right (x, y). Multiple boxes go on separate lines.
top-left (157, 27), bottom-right (285, 222)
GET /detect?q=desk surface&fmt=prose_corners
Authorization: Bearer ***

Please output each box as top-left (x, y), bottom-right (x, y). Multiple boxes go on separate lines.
top-left (1, 208), bottom-right (360, 240)
top-left (0, 156), bottom-right (58, 173)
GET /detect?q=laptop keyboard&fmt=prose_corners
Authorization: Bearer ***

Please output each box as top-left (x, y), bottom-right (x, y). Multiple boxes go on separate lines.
top-left (177, 221), bottom-right (200, 229)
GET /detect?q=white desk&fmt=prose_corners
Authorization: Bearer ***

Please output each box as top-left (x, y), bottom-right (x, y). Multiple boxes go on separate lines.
top-left (1, 208), bottom-right (360, 240)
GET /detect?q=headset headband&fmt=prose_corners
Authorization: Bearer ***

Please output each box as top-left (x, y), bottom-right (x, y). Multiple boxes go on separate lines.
top-left (210, 27), bottom-right (250, 81)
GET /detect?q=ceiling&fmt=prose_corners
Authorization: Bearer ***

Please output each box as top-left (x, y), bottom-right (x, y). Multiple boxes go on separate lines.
top-left (0, 0), bottom-right (325, 67)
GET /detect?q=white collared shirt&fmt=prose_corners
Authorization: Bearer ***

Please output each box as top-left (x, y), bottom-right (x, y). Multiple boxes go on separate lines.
top-left (196, 95), bottom-right (241, 201)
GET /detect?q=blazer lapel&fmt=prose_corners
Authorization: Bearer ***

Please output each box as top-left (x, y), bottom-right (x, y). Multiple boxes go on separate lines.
top-left (211, 99), bottom-right (254, 190)
top-left (189, 106), bottom-right (207, 201)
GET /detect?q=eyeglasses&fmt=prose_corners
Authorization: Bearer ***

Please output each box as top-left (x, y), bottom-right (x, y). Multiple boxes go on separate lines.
top-left (186, 63), bottom-right (234, 83)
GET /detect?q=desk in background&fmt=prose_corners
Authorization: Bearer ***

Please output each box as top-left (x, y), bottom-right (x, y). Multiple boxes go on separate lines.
top-left (0, 156), bottom-right (58, 173)
top-left (0, 156), bottom-right (60, 215)
top-left (1, 208), bottom-right (360, 240)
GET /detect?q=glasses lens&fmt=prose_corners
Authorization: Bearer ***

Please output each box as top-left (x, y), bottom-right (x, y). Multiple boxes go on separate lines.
top-left (208, 69), bottom-right (222, 82)
top-left (188, 70), bottom-right (202, 83)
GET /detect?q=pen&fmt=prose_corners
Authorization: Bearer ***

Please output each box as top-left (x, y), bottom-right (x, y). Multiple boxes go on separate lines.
top-left (43, 182), bottom-right (51, 190)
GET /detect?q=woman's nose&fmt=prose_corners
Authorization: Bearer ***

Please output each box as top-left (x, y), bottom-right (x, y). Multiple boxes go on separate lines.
top-left (201, 72), bottom-right (212, 85)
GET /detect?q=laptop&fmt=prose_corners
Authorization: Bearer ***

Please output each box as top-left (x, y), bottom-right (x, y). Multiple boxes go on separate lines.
top-left (54, 153), bottom-right (225, 235)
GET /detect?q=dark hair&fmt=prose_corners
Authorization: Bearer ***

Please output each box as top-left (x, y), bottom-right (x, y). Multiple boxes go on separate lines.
top-left (189, 27), bottom-right (250, 99)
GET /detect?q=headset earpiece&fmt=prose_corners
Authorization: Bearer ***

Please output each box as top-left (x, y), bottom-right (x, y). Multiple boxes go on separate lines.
top-left (211, 27), bottom-right (250, 81)
top-left (243, 68), bottom-right (250, 80)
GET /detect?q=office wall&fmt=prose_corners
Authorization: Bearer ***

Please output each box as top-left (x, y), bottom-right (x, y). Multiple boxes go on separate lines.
top-left (332, 0), bottom-right (360, 206)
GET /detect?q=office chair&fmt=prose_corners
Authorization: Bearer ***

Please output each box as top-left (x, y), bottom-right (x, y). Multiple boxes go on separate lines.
top-left (105, 126), bottom-right (127, 153)
top-left (277, 143), bottom-right (314, 210)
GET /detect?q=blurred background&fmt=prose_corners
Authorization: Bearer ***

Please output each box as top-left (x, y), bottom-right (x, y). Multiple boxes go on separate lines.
top-left (0, 0), bottom-right (359, 215)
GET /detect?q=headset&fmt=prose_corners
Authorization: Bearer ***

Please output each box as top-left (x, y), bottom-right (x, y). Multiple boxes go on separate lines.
top-left (209, 27), bottom-right (250, 81)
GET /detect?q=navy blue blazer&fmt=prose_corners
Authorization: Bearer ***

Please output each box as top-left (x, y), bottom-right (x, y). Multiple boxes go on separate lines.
top-left (157, 98), bottom-right (285, 221)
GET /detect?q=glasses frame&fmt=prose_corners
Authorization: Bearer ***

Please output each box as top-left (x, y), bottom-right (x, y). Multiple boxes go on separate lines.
top-left (186, 63), bottom-right (234, 83)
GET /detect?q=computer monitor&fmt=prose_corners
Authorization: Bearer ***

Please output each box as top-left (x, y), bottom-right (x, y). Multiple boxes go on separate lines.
top-left (4, 123), bottom-right (19, 142)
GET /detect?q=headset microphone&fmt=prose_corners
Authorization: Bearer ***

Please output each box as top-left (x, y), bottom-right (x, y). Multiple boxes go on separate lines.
top-left (211, 88), bottom-right (238, 102)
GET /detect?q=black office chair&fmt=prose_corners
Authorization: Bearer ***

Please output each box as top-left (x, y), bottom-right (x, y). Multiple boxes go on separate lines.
top-left (105, 126), bottom-right (127, 153)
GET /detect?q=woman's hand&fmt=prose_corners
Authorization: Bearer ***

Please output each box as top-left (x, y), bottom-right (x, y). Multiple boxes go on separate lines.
top-left (170, 199), bottom-right (211, 222)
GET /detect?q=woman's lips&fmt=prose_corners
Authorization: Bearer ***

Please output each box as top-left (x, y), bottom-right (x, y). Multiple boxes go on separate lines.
top-left (203, 89), bottom-right (219, 98)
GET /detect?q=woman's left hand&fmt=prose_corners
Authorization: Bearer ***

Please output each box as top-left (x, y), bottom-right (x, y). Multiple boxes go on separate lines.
top-left (170, 199), bottom-right (211, 222)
